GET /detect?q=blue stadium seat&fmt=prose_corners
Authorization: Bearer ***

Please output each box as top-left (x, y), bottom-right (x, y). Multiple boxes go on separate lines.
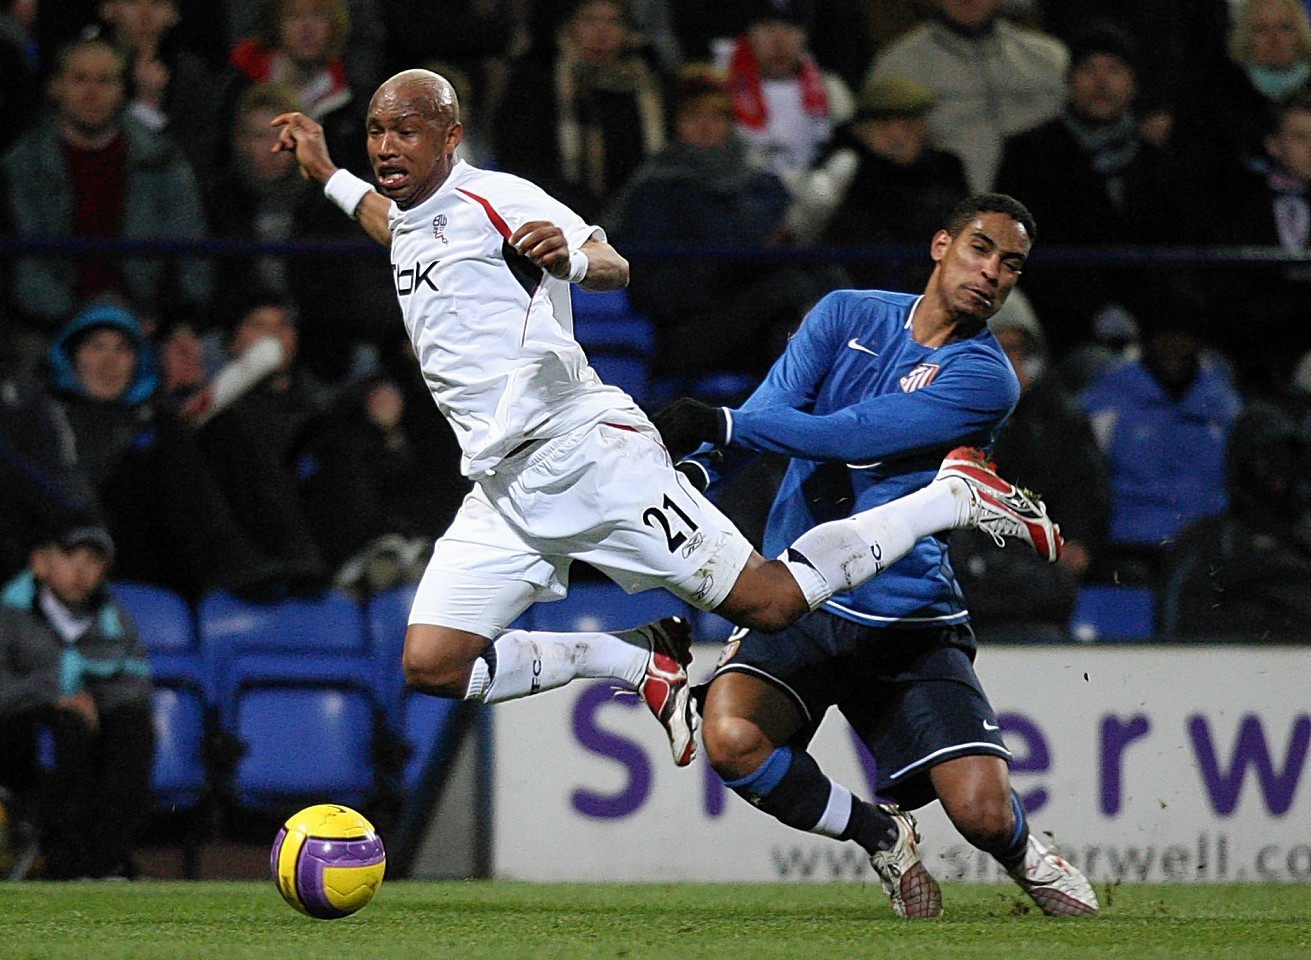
top-left (1069, 585), bottom-right (1156, 642)
top-left (110, 581), bottom-right (194, 652)
top-left (198, 588), bottom-right (368, 711)
top-left (531, 580), bottom-right (692, 634)
top-left (223, 653), bottom-right (381, 812)
top-left (587, 351), bottom-right (650, 404)
top-left (571, 288), bottom-right (654, 349)
top-left (366, 583), bottom-right (532, 727)
top-left (572, 288), bottom-right (656, 404)
top-left (398, 694), bottom-right (464, 793)
top-left (151, 685), bottom-right (208, 811)
top-left (111, 581), bottom-right (213, 705)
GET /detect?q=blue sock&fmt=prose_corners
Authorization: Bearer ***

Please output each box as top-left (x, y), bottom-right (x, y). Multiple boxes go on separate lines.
top-left (722, 746), bottom-right (896, 852)
top-left (981, 790), bottom-right (1030, 869)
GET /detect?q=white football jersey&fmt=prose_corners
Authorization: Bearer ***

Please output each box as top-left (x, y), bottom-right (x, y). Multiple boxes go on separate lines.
top-left (386, 160), bottom-right (640, 477)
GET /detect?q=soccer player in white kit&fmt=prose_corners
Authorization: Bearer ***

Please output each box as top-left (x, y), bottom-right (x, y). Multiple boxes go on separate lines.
top-left (271, 69), bottom-right (1061, 769)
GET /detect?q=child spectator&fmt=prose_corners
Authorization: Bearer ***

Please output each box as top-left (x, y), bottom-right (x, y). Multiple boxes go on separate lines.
top-left (0, 514), bottom-right (154, 879)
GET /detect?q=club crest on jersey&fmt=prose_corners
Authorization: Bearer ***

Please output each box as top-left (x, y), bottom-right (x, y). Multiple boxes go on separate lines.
top-left (899, 363), bottom-right (939, 393)
top-left (432, 213), bottom-right (449, 244)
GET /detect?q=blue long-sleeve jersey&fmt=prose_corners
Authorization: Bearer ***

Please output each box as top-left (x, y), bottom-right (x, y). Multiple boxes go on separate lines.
top-left (691, 289), bottom-right (1020, 627)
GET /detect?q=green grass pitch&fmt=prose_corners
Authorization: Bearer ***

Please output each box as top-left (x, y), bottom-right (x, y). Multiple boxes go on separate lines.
top-left (2, 881), bottom-right (1308, 960)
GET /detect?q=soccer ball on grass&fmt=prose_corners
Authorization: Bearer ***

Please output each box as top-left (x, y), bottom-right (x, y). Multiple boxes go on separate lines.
top-left (270, 803), bottom-right (386, 919)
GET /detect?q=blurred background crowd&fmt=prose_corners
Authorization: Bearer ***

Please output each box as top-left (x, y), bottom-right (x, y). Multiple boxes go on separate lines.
top-left (3, 0), bottom-right (1311, 636)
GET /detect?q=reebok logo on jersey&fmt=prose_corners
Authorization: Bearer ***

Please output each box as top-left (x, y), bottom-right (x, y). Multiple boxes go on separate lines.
top-left (394, 259), bottom-right (439, 296)
top-left (847, 338), bottom-right (879, 357)
top-left (899, 363), bottom-right (939, 393)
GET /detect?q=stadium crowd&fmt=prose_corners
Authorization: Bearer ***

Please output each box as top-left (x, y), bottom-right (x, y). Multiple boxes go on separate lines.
top-left (4, 0), bottom-right (1311, 880)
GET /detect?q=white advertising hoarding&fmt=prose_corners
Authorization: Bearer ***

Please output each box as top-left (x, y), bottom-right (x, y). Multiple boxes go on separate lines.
top-left (491, 645), bottom-right (1311, 883)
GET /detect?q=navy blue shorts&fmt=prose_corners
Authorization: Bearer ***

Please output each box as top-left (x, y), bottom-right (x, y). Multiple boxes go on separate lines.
top-left (706, 610), bottom-right (1010, 810)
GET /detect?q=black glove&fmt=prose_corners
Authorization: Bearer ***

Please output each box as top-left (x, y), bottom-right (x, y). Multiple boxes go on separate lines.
top-left (674, 459), bottom-right (710, 492)
top-left (652, 397), bottom-right (728, 462)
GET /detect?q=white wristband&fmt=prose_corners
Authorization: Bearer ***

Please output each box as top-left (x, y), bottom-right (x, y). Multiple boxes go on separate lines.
top-left (566, 248), bottom-right (589, 284)
top-left (323, 169), bottom-right (373, 219)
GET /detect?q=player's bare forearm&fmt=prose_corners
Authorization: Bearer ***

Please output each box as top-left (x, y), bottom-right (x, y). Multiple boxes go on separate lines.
top-left (577, 239), bottom-right (629, 292)
top-left (510, 222), bottom-right (629, 291)
top-left (354, 193), bottom-right (394, 248)
top-left (271, 111), bottom-right (392, 249)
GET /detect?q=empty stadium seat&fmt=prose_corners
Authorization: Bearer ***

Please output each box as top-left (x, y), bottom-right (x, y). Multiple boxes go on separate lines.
top-left (151, 686), bottom-right (208, 811)
top-left (198, 587), bottom-right (368, 710)
top-left (222, 651), bottom-right (383, 808)
top-left (531, 580), bottom-right (692, 634)
top-left (1069, 585), bottom-right (1156, 642)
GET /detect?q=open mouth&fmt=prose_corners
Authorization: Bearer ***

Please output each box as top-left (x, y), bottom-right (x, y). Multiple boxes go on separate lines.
top-left (376, 166), bottom-right (409, 190)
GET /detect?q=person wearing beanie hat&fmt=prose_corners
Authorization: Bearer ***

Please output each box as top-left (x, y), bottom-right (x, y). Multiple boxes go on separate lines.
top-left (820, 74), bottom-right (970, 289)
top-left (0, 508), bottom-right (155, 879)
top-left (994, 19), bottom-right (1197, 361)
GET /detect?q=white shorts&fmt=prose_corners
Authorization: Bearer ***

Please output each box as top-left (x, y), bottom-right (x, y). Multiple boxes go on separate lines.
top-left (408, 419), bottom-right (754, 637)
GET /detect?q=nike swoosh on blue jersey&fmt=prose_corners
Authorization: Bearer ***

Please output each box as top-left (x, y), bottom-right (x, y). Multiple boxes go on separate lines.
top-left (847, 338), bottom-right (879, 356)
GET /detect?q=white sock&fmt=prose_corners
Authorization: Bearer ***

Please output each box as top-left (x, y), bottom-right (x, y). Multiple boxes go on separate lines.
top-left (465, 628), bottom-right (650, 704)
top-left (782, 478), bottom-right (973, 609)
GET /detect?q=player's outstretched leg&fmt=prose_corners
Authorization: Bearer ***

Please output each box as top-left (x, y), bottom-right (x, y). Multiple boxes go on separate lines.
top-left (1006, 834), bottom-right (1099, 916)
top-left (934, 447), bottom-right (1063, 562)
top-left (868, 804), bottom-right (944, 919)
top-left (619, 617), bottom-right (699, 767)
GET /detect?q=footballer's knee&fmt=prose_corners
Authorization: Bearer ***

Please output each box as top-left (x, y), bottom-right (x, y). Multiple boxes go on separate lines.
top-left (401, 624), bottom-right (487, 698)
top-left (940, 780), bottom-right (1015, 848)
top-left (701, 713), bottom-right (773, 781)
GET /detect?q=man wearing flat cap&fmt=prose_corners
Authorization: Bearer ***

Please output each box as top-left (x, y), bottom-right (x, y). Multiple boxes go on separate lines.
top-left (0, 513), bottom-right (155, 880)
top-left (819, 75), bottom-right (971, 289)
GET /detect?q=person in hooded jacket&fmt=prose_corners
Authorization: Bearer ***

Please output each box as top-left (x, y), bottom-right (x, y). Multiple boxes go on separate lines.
top-left (45, 300), bottom-right (324, 600)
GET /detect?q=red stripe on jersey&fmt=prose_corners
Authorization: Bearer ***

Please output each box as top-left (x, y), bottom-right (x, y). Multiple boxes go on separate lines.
top-left (456, 188), bottom-right (512, 238)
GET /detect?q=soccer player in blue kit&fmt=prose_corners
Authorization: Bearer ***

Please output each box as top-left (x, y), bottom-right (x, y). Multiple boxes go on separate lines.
top-left (655, 194), bottom-right (1099, 918)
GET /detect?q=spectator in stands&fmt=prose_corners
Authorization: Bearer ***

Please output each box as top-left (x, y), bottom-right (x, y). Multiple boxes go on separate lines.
top-left (494, 0), bottom-right (668, 222)
top-left (210, 291), bottom-right (331, 469)
top-left (0, 0), bottom-right (40, 157)
top-left (1036, 0), bottom-right (1230, 138)
top-left (668, 0), bottom-right (873, 93)
top-left (46, 300), bottom-right (324, 600)
top-left (1159, 399), bottom-right (1311, 641)
top-left (0, 37), bottom-right (212, 359)
top-left (819, 75), bottom-right (970, 290)
top-left (952, 297), bottom-right (1112, 641)
top-left (1173, 0), bottom-right (1311, 229)
top-left (293, 374), bottom-right (453, 597)
top-left (96, 0), bottom-right (237, 184)
top-left (205, 82), bottom-right (314, 312)
top-left (230, 0), bottom-right (369, 175)
top-left (228, 0), bottom-right (383, 100)
top-left (230, 0), bottom-right (352, 122)
top-left (1079, 289), bottom-right (1243, 588)
top-left (719, 0), bottom-right (854, 183)
top-left (0, 514), bottom-right (154, 879)
top-left (384, 0), bottom-right (513, 111)
top-left (993, 21), bottom-right (1197, 360)
top-left (866, 0), bottom-right (1068, 193)
top-left (1214, 89), bottom-right (1311, 387)
top-left (608, 66), bottom-right (839, 378)
top-left (0, 351), bottom-right (94, 586)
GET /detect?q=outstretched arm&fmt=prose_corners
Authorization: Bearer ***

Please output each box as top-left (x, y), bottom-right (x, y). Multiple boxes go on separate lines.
top-left (271, 111), bottom-right (393, 248)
